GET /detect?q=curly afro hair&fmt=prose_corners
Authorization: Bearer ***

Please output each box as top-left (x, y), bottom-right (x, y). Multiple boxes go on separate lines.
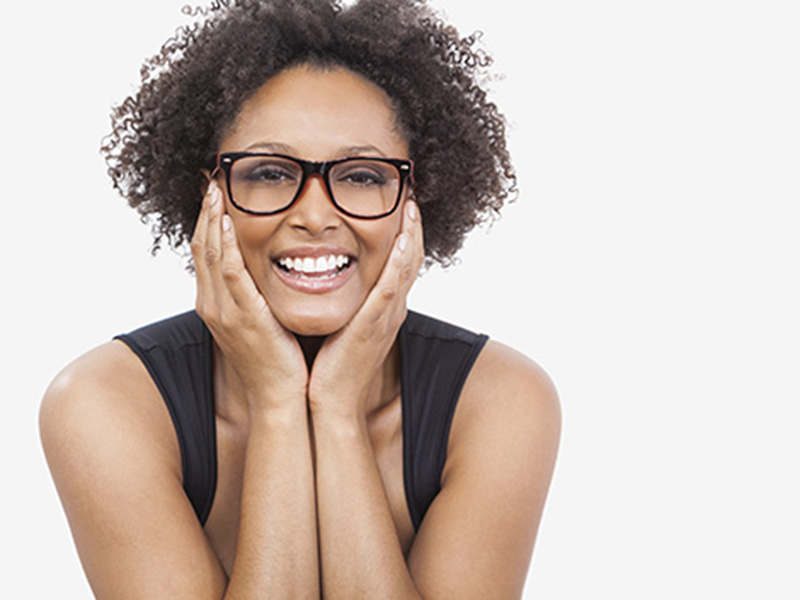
top-left (101, 0), bottom-right (516, 266)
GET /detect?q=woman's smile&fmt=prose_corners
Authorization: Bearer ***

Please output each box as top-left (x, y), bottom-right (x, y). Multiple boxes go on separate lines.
top-left (216, 64), bottom-right (411, 336)
top-left (272, 245), bottom-right (356, 293)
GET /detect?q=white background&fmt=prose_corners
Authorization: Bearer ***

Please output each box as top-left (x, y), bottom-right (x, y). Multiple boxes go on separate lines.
top-left (2, 0), bottom-right (798, 597)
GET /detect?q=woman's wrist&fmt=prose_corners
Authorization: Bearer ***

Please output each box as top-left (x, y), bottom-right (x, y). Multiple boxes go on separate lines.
top-left (244, 389), bottom-right (309, 423)
top-left (308, 400), bottom-right (366, 433)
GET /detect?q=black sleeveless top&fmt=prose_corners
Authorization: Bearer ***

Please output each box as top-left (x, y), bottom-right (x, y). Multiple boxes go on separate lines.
top-left (115, 310), bottom-right (487, 531)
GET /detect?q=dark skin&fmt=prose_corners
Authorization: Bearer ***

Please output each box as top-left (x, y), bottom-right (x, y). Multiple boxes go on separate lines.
top-left (40, 64), bottom-right (561, 599)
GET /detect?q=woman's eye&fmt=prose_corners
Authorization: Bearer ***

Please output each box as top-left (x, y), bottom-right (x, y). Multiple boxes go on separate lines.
top-left (338, 169), bottom-right (387, 187)
top-left (244, 165), bottom-right (297, 184)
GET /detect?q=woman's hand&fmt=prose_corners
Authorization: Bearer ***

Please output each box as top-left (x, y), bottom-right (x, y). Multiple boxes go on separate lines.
top-left (191, 180), bottom-right (308, 407)
top-left (308, 200), bottom-right (425, 417)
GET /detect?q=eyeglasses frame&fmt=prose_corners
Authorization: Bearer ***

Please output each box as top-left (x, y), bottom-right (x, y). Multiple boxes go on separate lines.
top-left (210, 152), bottom-right (415, 220)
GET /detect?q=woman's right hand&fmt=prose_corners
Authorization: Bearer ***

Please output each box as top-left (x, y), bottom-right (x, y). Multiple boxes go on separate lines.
top-left (190, 179), bottom-right (308, 408)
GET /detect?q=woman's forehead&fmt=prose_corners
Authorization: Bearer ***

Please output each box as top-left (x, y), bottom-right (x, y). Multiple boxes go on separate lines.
top-left (220, 64), bottom-right (409, 159)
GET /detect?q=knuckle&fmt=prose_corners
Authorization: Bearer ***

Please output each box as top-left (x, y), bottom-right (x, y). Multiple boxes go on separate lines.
top-left (217, 310), bottom-right (243, 332)
top-left (204, 246), bottom-right (220, 265)
top-left (400, 263), bottom-right (414, 281)
top-left (195, 301), bottom-right (215, 326)
top-left (217, 311), bottom-right (232, 330)
top-left (221, 264), bottom-right (239, 283)
top-left (380, 286), bottom-right (398, 302)
top-left (222, 227), bottom-right (236, 246)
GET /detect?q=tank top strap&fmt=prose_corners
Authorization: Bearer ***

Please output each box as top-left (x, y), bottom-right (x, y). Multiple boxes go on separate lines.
top-left (115, 311), bottom-right (217, 524)
top-left (399, 311), bottom-right (489, 530)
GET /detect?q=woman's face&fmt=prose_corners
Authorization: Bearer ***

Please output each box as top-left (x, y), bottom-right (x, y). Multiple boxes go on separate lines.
top-left (216, 64), bottom-right (410, 336)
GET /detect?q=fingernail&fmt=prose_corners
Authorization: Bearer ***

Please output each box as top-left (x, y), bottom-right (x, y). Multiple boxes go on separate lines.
top-left (397, 234), bottom-right (408, 253)
top-left (407, 202), bottom-right (417, 221)
top-left (222, 214), bottom-right (232, 232)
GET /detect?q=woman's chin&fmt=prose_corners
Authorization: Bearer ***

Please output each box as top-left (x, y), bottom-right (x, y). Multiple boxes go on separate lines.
top-left (273, 309), bottom-right (349, 338)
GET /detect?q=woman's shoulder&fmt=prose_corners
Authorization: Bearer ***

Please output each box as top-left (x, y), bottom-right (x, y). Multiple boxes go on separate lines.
top-left (40, 310), bottom-right (200, 420)
top-left (467, 339), bottom-right (560, 416)
top-left (405, 310), bottom-right (559, 417)
top-left (403, 310), bottom-right (560, 430)
top-left (41, 339), bottom-right (156, 417)
top-left (40, 309), bottom-right (206, 426)
top-left (445, 336), bottom-right (562, 479)
top-left (39, 336), bottom-right (181, 486)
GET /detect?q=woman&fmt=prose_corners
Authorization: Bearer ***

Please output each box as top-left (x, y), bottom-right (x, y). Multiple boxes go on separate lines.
top-left (40, 1), bottom-right (561, 598)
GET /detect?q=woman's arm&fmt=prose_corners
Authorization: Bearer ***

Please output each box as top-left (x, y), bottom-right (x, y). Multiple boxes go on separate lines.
top-left (40, 345), bottom-right (319, 600)
top-left (308, 201), bottom-right (561, 598)
top-left (308, 200), bottom-right (424, 597)
top-left (192, 180), bottom-right (319, 598)
top-left (40, 343), bottom-right (229, 599)
top-left (225, 392), bottom-right (317, 599)
top-left (41, 181), bottom-right (320, 599)
top-left (407, 342), bottom-right (561, 599)
top-left (311, 341), bottom-right (560, 599)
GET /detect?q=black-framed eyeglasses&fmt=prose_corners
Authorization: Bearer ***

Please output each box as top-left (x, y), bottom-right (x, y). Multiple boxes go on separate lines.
top-left (211, 152), bottom-right (415, 219)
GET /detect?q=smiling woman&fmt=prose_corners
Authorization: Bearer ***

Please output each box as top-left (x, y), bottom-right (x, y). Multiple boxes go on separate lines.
top-left (39, 1), bottom-right (560, 599)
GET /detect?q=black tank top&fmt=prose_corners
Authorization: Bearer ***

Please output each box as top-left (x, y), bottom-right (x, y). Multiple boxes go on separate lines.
top-left (115, 310), bottom-right (487, 531)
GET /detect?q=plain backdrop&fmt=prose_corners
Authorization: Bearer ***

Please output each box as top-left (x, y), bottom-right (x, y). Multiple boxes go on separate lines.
top-left (2, 0), bottom-right (798, 597)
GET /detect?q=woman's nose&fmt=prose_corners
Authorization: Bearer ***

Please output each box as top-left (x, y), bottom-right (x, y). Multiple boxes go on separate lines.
top-left (285, 174), bottom-right (341, 234)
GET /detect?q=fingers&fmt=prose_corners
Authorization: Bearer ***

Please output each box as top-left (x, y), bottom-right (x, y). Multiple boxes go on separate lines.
top-left (360, 200), bottom-right (424, 325)
top-left (219, 214), bottom-right (266, 312)
top-left (388, 200), bottom-right (424, 296)
top-left (191, 180), bottom-right (263, 318)
top-left (204, 182), bottom-right (223, 278)
top-left (190, 180), bottom-right (222, 310)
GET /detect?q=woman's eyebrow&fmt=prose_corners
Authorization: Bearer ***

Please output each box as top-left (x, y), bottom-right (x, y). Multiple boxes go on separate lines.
top-left (338, 145), bottom-right (387, 157)
top-left (243, 141), bottom-right (295, 153)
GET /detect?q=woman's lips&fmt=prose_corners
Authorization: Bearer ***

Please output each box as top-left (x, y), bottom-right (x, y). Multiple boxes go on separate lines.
top-left (272, 249), bottom-right (356, 293)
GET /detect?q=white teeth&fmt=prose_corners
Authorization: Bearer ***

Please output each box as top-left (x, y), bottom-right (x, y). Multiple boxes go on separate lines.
top-left (278, 254), bottom-right (351, 275)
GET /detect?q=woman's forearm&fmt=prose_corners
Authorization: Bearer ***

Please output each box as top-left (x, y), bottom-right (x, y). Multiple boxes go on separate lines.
top-left (225, 400), bottom-right (319, 599)
top-left (311, 410), bottom-right (422, 600)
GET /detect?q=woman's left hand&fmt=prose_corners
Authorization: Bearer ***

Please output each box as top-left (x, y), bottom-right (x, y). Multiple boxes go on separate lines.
top-left (308, 200), bottom-right (425, 418)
